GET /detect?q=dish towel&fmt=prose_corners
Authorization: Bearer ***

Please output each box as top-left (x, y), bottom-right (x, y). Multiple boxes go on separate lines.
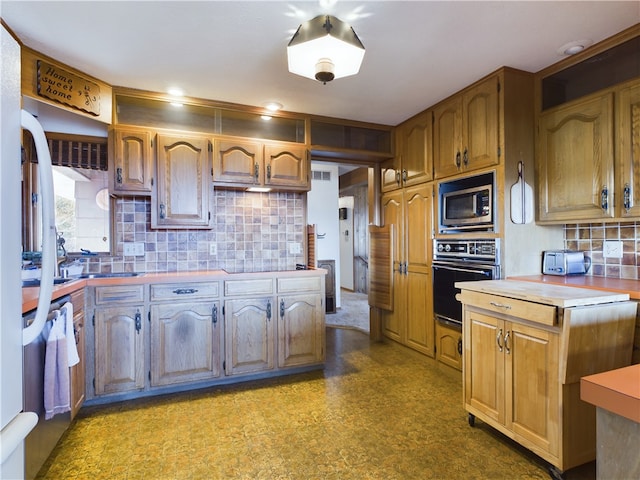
top-left (44, 312), bottom-right (71, 420)
top-left (62, 302), bottom-right (80, 367)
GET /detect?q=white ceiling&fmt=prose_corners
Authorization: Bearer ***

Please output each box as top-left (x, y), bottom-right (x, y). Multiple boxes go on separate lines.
top-left (2, 1), bottom-right (639, 126)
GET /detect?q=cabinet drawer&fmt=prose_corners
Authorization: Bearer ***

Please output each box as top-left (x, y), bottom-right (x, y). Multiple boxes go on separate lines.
top-left (277, 276), bottom-right (321, 293)
top-left (224, 278), bottom-right (273, 296)
top-left (94, 285), bottom-right (145, 305)
top-left (150, 282), bottom-right (220, 302)
top-left (459, 290), bottom-right (557, 326)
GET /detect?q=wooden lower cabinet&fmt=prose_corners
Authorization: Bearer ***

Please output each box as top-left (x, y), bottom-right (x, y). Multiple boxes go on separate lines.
top-left (69, 289), bottom-right (85, 419)
top-left (435, 321), bottom-right (462, 371)
top-left (150, 301), bottom-right (221, 386)
top-left (94, 304), bottom-right (145, 395)
top-left (224, 297), bottom-right (275, 375)
top-left (277, 294), bottom-right (324, 368)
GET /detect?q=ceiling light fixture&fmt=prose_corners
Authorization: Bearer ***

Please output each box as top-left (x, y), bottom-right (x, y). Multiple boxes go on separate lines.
top-left (287, 15), bottom-right (365, 84)
top-left (557, 39), bottom-right (592, 56)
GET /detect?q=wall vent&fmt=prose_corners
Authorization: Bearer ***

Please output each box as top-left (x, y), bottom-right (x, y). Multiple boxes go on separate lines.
top-left (312, 170), bottom-right (332, 181)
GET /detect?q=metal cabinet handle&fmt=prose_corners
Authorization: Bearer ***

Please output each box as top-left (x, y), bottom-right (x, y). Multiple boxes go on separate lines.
top-left (395, 170), bottom-right (401, 186)
top-left (172, 288), bottom-right (198, 295)
top-left (266, 301), bottom-right (272, 321)
top-left (455, 151), bottom-right (461, 168)
top-left (601, 185), bottom-right (609, 211)
top-left (623, 183), bottom-right (631, 212)
top-left (402, 169), bottom-right (407, 183)
top-left (280, 299), bottom-right (285, 319)
top-left (135, 310), bottom-right (141, 333)
top-left (489, 301), bottom-right (512, 310)
top-left (496, 328), bottom-right (503, 352)
top-left (159, 203), bottom-right (166, 219)
top-left (463, 148), bottom-right (469, 166)
top-left (457, 337), bottom-right (463, 356)
top-left (212, 304), bottom-right (218, 324)
top-left (254, 163), bottom-right (260, 182)
top-left (116, 167), bottom-right (123, 184)
top-left (266, 164), bottom-right (272, 180)
top-left (504, 330), bottom-right (511, 355)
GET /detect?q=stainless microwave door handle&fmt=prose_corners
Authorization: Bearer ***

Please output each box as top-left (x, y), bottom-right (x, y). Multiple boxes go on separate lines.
top-left (472, 193), bottom-right (478, 217)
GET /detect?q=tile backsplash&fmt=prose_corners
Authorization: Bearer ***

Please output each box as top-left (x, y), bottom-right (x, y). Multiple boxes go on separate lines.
top-left (564, 221), bottom-right (639, 279)
top-left (78, 190), bottom-right (306, 274)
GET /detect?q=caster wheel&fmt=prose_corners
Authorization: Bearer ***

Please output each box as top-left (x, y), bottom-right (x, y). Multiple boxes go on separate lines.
top-left (468, 413), bottom-right (475, 427)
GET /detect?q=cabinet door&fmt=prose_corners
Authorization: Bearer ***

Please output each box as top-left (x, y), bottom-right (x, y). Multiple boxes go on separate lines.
top-left (94, 305), bottom-right (145, 395)
top-left (399, 111), bottom-right (433, 187)
top-left (538, 92), bottom-right (615, 222)
top-left (153, 133), bottom-right (211, 228)
top-left (381, 156), bottom-right (402, 192)
top-left (277, 294), bottom-right (324, 367)
top-left (212, 138), bottom-right (262, 185)
top-left (433, 95), bottom-right (462, 179)
top-left (435, 322), bottom-right (462, 371)
top-left (150, 301), bottom-right (221, 386)
top-left (462, 76), bottom-right (499, 172)
top-left (380, 191), bottom-right (404, 343)
top-left (464, 310), bottom-right (504, 424)
top-left (69, 290), bottom-right (85, 419)
top-left (109, 127), bottom-right (153, 195)
top-left (264, 144), bottom-right (309, 190)
top-left (506, 322), bottom-right (559, 456)
top-left (224, 297), bottom-right (274, 375)
top-left (405, 270), bottom-right (434, 357)
top-left (617, 81), bottom-right (640, 218)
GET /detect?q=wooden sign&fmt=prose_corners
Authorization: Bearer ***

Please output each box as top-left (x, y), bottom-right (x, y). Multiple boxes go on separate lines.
top-left (37, 60), bottom-right (101, 116)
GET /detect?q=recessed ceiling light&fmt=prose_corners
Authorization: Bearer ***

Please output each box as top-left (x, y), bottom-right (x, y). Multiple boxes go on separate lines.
top-left (557, 39), bottom-right (592, 56)
top-left (264, 102), bottom-right (283, 112)
top-left (168, 88), bottom-right (184, 97)
top-left (261, 115), bottom-right (272, 121)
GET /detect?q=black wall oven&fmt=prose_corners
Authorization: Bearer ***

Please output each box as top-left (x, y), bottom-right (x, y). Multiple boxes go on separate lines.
top-left (432, 239), bottom-right (500, 330)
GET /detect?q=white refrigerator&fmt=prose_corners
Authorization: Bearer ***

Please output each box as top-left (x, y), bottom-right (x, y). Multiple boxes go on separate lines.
top-left (1, 24), bottom-right (57, 479)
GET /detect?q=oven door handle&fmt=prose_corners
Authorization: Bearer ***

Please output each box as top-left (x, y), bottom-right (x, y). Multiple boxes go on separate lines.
top-left (433, 265), bottom-right (493, 276)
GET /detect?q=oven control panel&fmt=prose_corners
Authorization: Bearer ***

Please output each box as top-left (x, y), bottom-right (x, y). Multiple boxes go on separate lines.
top-left (434, 239), bottom-right (499, 262)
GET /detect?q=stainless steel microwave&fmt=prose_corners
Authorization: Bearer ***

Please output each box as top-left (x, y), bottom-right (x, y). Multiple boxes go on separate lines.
top-left (441, 184), bottom-right (493, 229)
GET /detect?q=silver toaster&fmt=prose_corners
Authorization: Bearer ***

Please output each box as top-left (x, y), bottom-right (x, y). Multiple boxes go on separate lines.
top-left (542, 250), bottom-right (591, 276)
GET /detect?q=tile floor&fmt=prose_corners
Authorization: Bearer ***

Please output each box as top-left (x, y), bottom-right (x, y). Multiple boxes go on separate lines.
top-left (37, 328), bottom-right (595, 479)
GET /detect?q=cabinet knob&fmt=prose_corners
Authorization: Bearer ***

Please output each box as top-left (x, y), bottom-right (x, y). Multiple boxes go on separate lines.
top-left (455, 151), bottom-right (461, 168)
top-left (462, 148), bottom-right (469, 166)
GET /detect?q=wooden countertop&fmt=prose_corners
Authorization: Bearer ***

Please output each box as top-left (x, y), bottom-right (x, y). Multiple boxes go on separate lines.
top-left (581, 364), bottom-right (640, 423)
top-left (22, 269), bottom-right (326, 314)
top-left (455, 279), bottom-right (630, 308)
top-left (512, 275), bottom-right (640, 300)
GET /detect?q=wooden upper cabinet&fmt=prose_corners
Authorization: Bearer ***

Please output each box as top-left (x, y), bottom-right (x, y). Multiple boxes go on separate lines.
top-left (212, 139), bottom-right (262, 185)
top-left (382, 112), bottom-right (433, 191)
top-left (264, 143), bottom-right (309, 190)
top-left (434, 74), bottom-right (500, 179)
top-left (537, 91), bottom-right (615, 222)
top-left (152, 133), bottom-right (212, 229)
top-left (617, 80), bottom-right (640, 218)
top-left (213, 138), bottom-right (309, 191)
top-left (109, 127), bottom-right (153, 195)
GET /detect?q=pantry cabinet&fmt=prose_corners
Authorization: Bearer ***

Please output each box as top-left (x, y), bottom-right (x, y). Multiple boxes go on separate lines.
top-left (458, 280), bottom-right (637, 474)
top-left (108, 127), bottom-right (154, 195)
top-left (152, 133), bottom-right (212, 228)
top-left (149, 282), bottom-right (222, 386)
top-left (433, 74), bottom-right (499, 179)
top-left (380, 183), bottom-right (434, 356)
top-left (381, 111), bottom-right (433, 191)
top-left (92, 285), bottom-right (146, 395)
top-left (617, 80), bottom-right (640, 218)
top-left (213, 138), bottom-right (309, 191)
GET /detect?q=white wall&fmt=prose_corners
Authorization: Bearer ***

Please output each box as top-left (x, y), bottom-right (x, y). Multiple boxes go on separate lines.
top-left (307, 163), bottom-right (341, 307)
top-left (338, 196), bottom-right (354, 290)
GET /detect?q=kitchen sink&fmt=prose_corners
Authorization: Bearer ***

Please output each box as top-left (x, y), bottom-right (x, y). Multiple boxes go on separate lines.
top-left (22, 277), bottom-right (75, 288)
top-left (78, 272), bottom-right (141, 279)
